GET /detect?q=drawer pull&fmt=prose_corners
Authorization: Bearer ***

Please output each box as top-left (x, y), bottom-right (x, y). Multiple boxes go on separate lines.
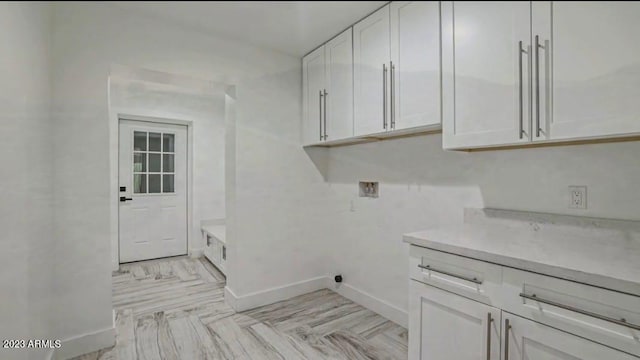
top-left (519, 293), bottom-right (640, 331)
top-left (417, 264), bottom-right (483, 285)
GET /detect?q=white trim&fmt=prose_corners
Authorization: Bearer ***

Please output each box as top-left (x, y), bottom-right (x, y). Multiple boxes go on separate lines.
top-left (109, 111), bottom-right (194, 270)
top-left (223, 277), bottom-right (328, 312)
top-left (53, 326), bottom-right (116, 360)
top-left (224, 277), bottom-right (408, 328)
top-left (329, 282), bottom-right (408, 328)
top-left (189, 248), bottom-right (204, 258)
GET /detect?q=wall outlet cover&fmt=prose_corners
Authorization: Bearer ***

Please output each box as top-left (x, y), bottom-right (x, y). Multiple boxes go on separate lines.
top-left (568, 185), bottom-right (587, 209)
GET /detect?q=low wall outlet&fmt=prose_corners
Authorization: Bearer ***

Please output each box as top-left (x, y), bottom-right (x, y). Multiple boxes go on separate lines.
top-left (359, 181), bottom-right (379, 198)
top-left (568, 185), bottom-right (587, 209)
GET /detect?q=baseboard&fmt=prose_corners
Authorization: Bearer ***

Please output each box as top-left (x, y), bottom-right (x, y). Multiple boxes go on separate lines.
top-left (189, 248), bottom-right (204, 258)
top-left (53, 324), bottom-right (116, 360)
top-left (224, 276), bottom-right (407, 329)
top-left (328, 282), bottom-right (408, 328)
top-left (224, 276), bottom-right (328, 312)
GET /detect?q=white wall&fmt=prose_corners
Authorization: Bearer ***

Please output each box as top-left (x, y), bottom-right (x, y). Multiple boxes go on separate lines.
top-left (109, 70), bottom-right (226, 265)
top-left (0, 3), bottom-right (53, 360)
top-left (50, 1), bottom-right (332, 350)
top-left (325, 134), bottom-right (640, 319)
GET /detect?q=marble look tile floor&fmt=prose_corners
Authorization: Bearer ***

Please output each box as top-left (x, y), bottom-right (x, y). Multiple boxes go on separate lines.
top-left (73, 256), bottom-right (407, 360)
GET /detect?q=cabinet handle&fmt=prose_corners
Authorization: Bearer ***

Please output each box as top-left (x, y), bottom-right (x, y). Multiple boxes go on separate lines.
top-left (390, 61), bottom-right (396, 130)
top-left (535, 35), bottom-right (542, 138)
top-left (504, 318), bottom-right (511, 360)
top-left (486, 313), bottom-right (493, 360)
top-left (319, 90), bottom-right (323, 141)
top-left (323, 89), bottom-right (328, 140)
top-left (518, 41), bottom-right (526, 140)
top-left (417, 264), bottom-right (483, 285)
top-left (519, 293), bottom-right (640, 331)
top-left (383, 63), bottom-right (388, 130)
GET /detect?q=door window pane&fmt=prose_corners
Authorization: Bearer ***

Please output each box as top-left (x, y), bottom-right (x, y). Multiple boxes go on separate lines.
top-left (163, 154), bottom-right (174, 172)
top-left (148, 153), bottom-right (161, 172)
top-left (133, 153), bottom-right (146, 172)
top-left (148, 174), bottom-right (161, 193)
top-left (163, 134), bottom-right (175, 152)
top-left (134, 131), bottom-right (147, 151)
top-left (133, 174), bottom-right (147, 193)
top-left (163, 175), bottom-right (174, 193)
top-left (149, 132), bottom-right (161, 151)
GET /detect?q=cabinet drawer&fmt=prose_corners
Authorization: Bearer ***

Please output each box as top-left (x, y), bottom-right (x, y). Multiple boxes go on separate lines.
top-left (409, 246), bottom-right (502, 306)
top-left (502, 267), bottom-right (640, 357)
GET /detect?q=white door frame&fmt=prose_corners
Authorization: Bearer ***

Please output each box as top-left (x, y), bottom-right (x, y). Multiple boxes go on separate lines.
top-left (110, 113), bottom-right (194, 269)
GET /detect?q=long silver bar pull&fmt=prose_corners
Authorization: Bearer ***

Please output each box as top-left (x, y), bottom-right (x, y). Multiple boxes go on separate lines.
top-left (486, 313), bottom-right (493, 360)
top-left (518, 41), bottom-right (525, 139)
top-left (417, 264), bottom-right (483, 285)
top-left (390, 61), bottom-right (396, 129)
top-left (323, 89), bottom-right (328, 140)
top-left (504, 318), bottom-right (511, 360)
top-left (519, 293), bottom-right (640, 331)
top-left (319, 90), bottom-right (323, 141)
top-left (383, 63), bottom-right (388, 130)
top-left (535, 35), bottom-right (542, 138)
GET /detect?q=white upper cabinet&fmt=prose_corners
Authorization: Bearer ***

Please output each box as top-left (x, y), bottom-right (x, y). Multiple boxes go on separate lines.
top-left (390, 1), bottom-right (441, 131)
top-left (354, 5), bottom-right (391, 136)
top-left (442, 1), bottom-right (532, 149)
top-left (302, 46), bottom-right (326, 145)
top-left (532, 1), bottom-right (640, 142)
top-left (325, 28), bottom-right (354, 142)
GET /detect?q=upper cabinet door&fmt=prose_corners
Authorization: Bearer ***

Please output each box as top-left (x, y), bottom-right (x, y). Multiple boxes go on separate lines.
top-left (390, 1), bottom-right (441, 131)
top-left (302, 46), bottom-right (326, 145)
top-left (354, 5), bottom-right (391, 136)
top-left (325, 28), bottom-right (354, 141)
top-left (442, 1), bottom-right (532, 150)
top-left (533, 1), bottom-right (640, 142)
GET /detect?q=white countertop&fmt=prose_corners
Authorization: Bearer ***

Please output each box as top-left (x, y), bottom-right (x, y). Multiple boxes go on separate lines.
top-left (404, 221), bottom-right (640, 297)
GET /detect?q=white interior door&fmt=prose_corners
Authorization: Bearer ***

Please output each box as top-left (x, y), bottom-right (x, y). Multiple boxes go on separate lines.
top-left (409, 280), bottom-right (502, 360)
top-left (119, 120), bottom-right (187, 263)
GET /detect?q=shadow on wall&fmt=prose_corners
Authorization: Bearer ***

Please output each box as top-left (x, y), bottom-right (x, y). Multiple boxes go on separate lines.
top-left (303, 133), bottom-right (640, 221)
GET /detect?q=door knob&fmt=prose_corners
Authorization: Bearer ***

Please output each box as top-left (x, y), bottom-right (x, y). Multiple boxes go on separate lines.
top-left (120, 196), bottom-right (133, 202)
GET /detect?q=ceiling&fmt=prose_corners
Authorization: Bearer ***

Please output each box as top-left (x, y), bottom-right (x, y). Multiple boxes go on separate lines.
top-left (109, 1), bottom-right (387, 57)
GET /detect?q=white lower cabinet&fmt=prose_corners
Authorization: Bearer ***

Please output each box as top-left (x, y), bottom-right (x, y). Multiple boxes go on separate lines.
top-left (409, 245), bottom-right (640, 359)
top-left (504, 314), bottom-right (636, 360)
top-left (409, 280), bottom-right (501, 360)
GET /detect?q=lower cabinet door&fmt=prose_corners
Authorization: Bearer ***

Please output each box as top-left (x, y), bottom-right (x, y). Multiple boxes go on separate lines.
top-left (409, 280), bottom-right (501, 360)
top-left (503, 313), bottom-right (637, 360)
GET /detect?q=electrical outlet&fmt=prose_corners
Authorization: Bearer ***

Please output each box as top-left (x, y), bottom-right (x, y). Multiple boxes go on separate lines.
top-left (359, 181), bottom-right (379, 198)
top-left (568, 186), bottom-right (587, 209)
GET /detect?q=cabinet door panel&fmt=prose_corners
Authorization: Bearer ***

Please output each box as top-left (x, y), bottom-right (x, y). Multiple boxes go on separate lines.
top-left (302, 46), bottom-right (326, 145)
top-left (354, 5), bottom-right (390, 136)
top-left (390, 1), bottom-right (441, 130)
top-left (325, 28), bottom-right (354, 141)
top-left (505, 314), bottom-right (637, 360)
top-left (409, 280), bottom-right (501, 360)
top-left (442, 1), bottom-right (531, 149)
top-left (533, 1), bottom-right (640, 141)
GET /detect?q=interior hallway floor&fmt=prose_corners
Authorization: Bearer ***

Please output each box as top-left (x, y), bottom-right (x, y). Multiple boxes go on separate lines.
top-left (73, 256), bottom-right (407, 360)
